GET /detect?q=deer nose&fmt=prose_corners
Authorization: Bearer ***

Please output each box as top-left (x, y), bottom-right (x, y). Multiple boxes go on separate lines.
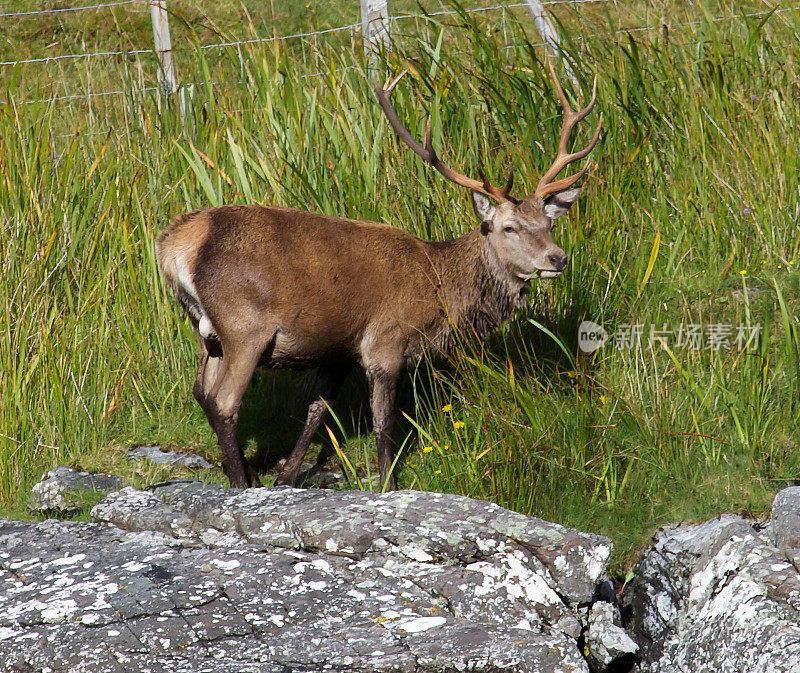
top-left (549, 253), bottom-right (568, 271)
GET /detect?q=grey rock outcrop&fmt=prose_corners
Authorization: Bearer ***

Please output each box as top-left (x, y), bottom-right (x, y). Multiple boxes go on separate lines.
top-left (772, 486), bottom-right (800, 565)
top-left (625, 487), bottom-right (800, 673)
top-left (128, 445), bottom-right (213, 469)
top-left (292, 462), bottom-right (382, 489)
top-left (27, 465), bottom-right (124, 514)
top-left (585, 601), bottom-right (638, 671)
top-left (295, 461), bottom-right (346, 488)
top-left (1, 481), bottom-right (613, 672)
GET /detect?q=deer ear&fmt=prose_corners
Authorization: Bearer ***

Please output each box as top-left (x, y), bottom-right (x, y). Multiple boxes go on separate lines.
top-left (471, 190), bottom-right (496, 235)
top-left (543, 186), bottom-right (582, 219)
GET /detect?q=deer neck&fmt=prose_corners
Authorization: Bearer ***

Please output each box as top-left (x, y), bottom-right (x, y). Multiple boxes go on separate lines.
top-left (426, 228), bottom-right (529, 352)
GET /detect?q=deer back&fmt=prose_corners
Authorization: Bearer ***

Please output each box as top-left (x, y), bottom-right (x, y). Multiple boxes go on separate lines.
top-left (157, 204), bottom-right (472, 366)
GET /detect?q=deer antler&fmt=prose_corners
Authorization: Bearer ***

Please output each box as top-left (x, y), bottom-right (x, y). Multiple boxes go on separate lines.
top-left (534, 63), bottom-right (602, 199)
top-left (374, 71), bottom-right (517, 204)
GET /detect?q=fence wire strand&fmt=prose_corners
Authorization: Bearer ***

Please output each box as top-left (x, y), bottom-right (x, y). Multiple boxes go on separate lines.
top-left (0, 0), bottom-right (143, 19)
top-left (0, 47), bottom-right (151, 67)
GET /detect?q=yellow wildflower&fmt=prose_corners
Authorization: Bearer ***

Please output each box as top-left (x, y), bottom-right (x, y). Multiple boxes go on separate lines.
top-left (434, 470), bottom-right (442, 475)
top-left (739, 270), bottom-right (747, 275)
top-left (423, 446), bottom-right (433, 453)
top-left (453, 421), bottom-right (465, 430)
top-left (443, 444), bottom-right (450, 451)
top-left (599, 395), bottom-right (606, 404)
top-left (442, 404), bottom-right (452, 412)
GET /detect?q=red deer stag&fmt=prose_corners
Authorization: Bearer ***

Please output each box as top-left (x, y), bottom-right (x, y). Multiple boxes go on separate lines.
top-left (156, 64), bottom-right (601, 491)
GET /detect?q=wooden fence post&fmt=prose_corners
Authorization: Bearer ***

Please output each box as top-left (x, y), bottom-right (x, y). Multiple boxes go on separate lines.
top-left (150, 0), bottom-right (185, 123)
top-left (522, 0), bottom-right (577, 85)
top-left (361, 0), bottom-right (390, 65)
top-left (150, 0), bottom-right (176, 94)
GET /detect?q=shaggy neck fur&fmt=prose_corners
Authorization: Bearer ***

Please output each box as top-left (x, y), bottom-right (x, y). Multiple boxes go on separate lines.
top-left (423, 228), bottom-right (529, 357)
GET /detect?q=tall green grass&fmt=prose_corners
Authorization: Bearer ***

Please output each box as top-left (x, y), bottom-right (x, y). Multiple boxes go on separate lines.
top-left (1, 2), bottom-right (798, 569)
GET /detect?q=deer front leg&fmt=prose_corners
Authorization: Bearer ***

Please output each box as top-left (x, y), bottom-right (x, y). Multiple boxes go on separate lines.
top-left (367, 366), bottom-right (400, 492)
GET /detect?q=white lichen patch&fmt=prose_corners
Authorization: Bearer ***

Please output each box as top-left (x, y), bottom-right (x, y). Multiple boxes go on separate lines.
top-left (467, 551), bottom-right (562, 608)
top-left (584, 544), bottom-right (612, 581)
top-left (688, 538), bottom-right (747, 607)
top-left (393, 616), bottom-right (447, 633)
top-left (311, 559), bottom-right (333, 573)
top-left (210, 558), bottom-right (241, 571)
top-left (40, 598), bottom-right (79, 623)
top-left (0, 626), bottom-right (24, 641)
top-left (199, 529), bottom-right (244, 547)
top-left (49, 553), bottom-right (86, 567)
top-left (267, 614), bottom-right (285, 627)
top-left (9, 558), bottom-right (40, 570)
top-left (475, 537), bottom-right (498, 554)
top-left (400, 545), bottom-right (434, 563)
top-left (655, 593), bottom-right (677, 623)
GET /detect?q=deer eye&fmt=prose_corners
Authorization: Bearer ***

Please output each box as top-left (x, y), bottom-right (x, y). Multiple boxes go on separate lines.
top-left (503, 226), bottom-right (517, 235)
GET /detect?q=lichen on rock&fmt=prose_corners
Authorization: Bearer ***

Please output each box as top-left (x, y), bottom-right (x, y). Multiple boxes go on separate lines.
top-left (624, 488), bottom-right (800, 673)
top-left (27, 465), bottom-right (124, 514)
top-left (2, 481), bottom-right (614, 672)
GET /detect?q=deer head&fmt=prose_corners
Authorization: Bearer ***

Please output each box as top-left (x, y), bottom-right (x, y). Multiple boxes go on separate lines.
top-left (375, 63), bottom-right (602, 282)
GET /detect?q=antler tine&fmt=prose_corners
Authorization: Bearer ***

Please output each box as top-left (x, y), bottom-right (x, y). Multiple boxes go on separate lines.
top-left (574, 74), bottom-right (599, 124)
top-left (500, 166), bottom-right (514, 199)
top-left (547, 61), bottom-right (572, 118)
top-left (535, 64), bottom-right (602, 199)
top-left (478, 165), bottom-right (513, 199)
top-left (383, 70), bottom-right (408, 95)
top-left (375, 70), bottom-right (431, 163)
top-left (374, 73), bottom-right (517, 204)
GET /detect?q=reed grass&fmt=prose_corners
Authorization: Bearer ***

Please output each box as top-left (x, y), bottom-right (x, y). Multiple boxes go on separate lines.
top-left (1, 1), bottom-right (798, 569)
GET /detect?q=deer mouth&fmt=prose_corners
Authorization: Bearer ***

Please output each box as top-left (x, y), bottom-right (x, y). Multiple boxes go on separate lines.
top-left (519, 269), bottom-right (563, 281)
top-left (538, 269), bottom-right (563, 279)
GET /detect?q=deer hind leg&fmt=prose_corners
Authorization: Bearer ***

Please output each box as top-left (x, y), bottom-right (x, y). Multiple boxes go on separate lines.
top-left (192, 328), bottom-right (224, 409)
top-left (275, 363), bottom-right (352, 487)
top-left (200, 331), bottom-right (273, 489)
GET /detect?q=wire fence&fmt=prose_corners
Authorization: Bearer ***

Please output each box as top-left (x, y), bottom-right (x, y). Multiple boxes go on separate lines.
top-left (1, 1), bottom-right (797, 127)
top-left (0, 0), bottom-right (143, 18)
top-left (0, 1), bottom-right (568, 67)
top-left (0, 1), bottom-right (546, 111)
